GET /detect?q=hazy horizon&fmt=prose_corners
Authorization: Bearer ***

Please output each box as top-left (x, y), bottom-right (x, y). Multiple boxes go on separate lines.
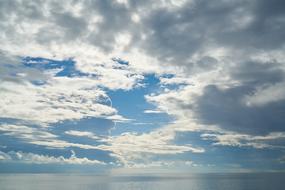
top-left (1, 172), bottom-right (284, 190)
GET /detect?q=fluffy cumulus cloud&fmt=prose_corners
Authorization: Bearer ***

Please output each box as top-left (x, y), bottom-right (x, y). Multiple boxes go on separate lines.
top-left (1, 0), bottom-right (285, 171)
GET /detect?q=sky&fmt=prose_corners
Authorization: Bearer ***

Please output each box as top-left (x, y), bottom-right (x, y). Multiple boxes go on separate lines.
top-left (0, 0), bottom-right (285, 173)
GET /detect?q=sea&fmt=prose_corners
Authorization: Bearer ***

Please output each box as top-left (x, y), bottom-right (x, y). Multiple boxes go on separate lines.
top-left (0, 172), bottom-right (284, 190)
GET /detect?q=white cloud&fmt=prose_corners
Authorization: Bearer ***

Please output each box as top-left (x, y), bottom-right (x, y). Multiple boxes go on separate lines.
top-left (150, 0), bottom-right (192, 10)
top-left (65, 130), bottom-right (100, 140)
top-left (0, 124), bottom-right (204, 167)
top-left (80, 59), bottom-right (145, 91)
top-left (0, 76), bottom-right (127, 125)
top-left (28, 139), bottom-right (101, 150)
top-left (0, 150), bottom-right (105, 165)
top-left (0, 124), bottom-right (57, 141)
top-left (143, 109), bottom-right (164, 114)
top-left (95, 128), bottom-right (204, 167)
top-left (0, 124), bottom-right (105, 150)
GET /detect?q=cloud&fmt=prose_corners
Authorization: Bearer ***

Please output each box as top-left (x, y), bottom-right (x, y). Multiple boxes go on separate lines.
top-left (97, 128), bottom-right (204, 167)
top-left (143, 110), bottom-right (164, 114)
top-left (140, 0), bottom-right (285, 138)
top-left (244, 81), bottom-right (285, 106)
top-left (146, 58), bottom-right (285, 135)
top-left (1, 122), bottom-right (204, 168)
top-left (201, 132), bottom-right (285, 149)
top-left (1, 0), bottom-right (285, 68)
top-left (0, 124), bottom-right (57, 141)
top-left (65, 130), bottom-right (101, 140)
top-left (0, 150), bottom-right (105, 165)
top-left (0, 124), bottom-right (105, 150)
top-left (0, 77), bottom-right (121, 125)
top-left (159, 76), bottom-right (192, 86)
top-left (122, 160), bottom-right (197, 169)
top-left (194, 83), bottom-right (285, 135)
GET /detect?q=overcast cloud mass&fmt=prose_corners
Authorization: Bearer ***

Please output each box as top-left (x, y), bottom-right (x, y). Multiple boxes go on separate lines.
top-left (0, 0), bottom-right (285, 172)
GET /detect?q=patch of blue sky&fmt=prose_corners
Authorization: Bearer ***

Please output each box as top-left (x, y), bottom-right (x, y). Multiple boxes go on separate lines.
top-left (107, 74), bottom-right (174, 135)
top-left (21, 56), bottom-right (91, 78)
top-left (53, 117), bottom-right (114, 136)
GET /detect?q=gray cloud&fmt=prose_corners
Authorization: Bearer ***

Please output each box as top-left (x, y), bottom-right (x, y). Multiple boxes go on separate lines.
top-left (192, 55), bottom-right (285, 135)
top-left (2, 0), bottom-right (284, 58)
top-left (85, 0), bottom-right (134, 52)
top-left (137, 0), bottom-right (285, 69)
top-left (231, 61), bottom-right (284, 85)
top-left (51, 11), bottom-right (87, 41)
top-left (195, 84), bottom-right (285, 135)
top-left (138, 0), bottom-right (285, 136)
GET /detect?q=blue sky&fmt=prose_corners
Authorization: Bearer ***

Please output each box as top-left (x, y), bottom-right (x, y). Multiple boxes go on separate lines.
top-left (0, 0), bottom-right (285, 173)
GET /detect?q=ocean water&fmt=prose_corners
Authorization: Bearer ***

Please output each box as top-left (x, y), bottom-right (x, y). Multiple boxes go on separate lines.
top-left (0, 173), bottom-right (284, 190)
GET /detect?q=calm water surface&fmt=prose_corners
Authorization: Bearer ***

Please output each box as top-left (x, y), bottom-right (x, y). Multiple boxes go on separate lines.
top-left (0, 173), bottom-right (284, 190)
